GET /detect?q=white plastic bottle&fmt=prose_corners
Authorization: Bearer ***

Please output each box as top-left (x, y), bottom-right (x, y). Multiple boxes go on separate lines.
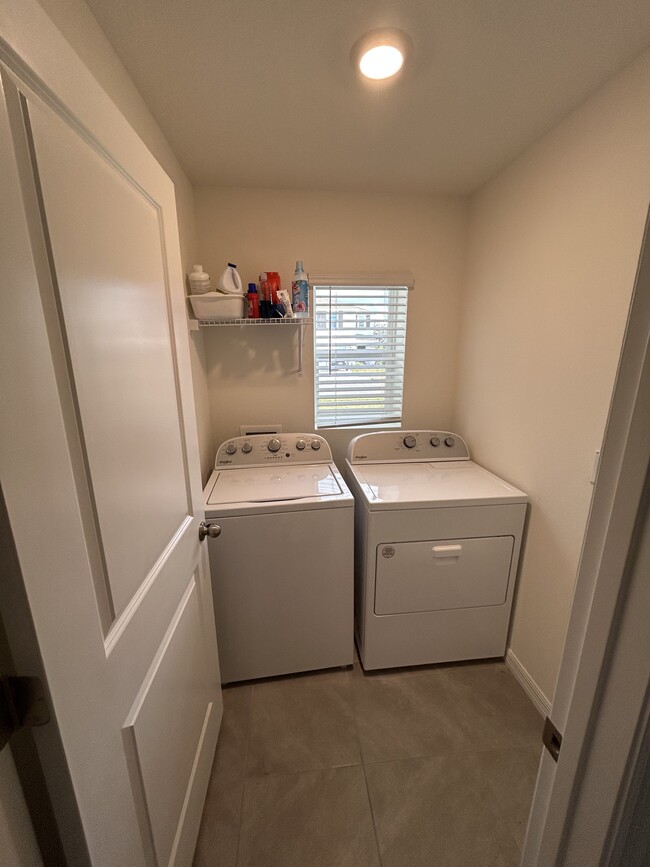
top-left (291, 260), bottom-right (309, 318)
top-left (188, 264), bottom-right (211, 295)
top-left (216, 263), bottom-right (244, 295)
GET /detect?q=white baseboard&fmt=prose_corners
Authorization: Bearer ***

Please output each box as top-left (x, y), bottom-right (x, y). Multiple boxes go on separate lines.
top-left (505, 648), bottom-right (551, 717)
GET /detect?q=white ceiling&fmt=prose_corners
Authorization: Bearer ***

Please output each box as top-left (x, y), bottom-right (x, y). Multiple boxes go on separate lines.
top-left (85, 0), bottom-right (650, 194)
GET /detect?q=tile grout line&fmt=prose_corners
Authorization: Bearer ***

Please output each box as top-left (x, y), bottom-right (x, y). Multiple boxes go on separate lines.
top-left (233, 685), bottom-right (255, 867)
top-left (359, 742), bottom-right (540, 770)
top-left (241, 759), bottom-right (363, 782)
top-left (347, 663), bottom-right (384, 867)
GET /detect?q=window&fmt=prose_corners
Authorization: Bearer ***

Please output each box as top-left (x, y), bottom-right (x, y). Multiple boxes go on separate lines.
top-left (313, 282), bottom-right (409, 429)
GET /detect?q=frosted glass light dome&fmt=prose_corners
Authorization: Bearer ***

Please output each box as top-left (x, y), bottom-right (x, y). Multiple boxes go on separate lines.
top-left (359, 44), bottom-right (404, 80)
top-left (351, 29), bottom-right (413, 83)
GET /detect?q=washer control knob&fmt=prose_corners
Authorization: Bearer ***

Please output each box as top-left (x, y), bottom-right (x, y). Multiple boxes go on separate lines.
top-left (241, 441), bottom-right (253, 454)
top-left (444, 436), bottom-right (456, 447)
top-left (430, 436), bottom-right (441, 447)
top-left (295, 439), bottom-right (306, 450)
top-left (310, 440), bottom-right (321, 450)
top-left (268, 438), bottom-right (281, 452)
top-left (403, 435), bottom-right (417, 449)
top-left (225, 443), bottom-right (237, 455)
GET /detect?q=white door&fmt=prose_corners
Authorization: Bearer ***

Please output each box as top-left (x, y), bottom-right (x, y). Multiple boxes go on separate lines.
top-left (0, 9), bottom-right (222, 866)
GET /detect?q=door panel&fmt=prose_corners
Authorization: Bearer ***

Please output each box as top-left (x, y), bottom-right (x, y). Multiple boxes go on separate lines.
top-left (374, 535), bottom-right (514, 615)
top-left (124, 577), bottom-right (214, 867)
top-left (0, 11), bottom-right (222, 863)
top-left (26, 97), bottom-right (190, 621)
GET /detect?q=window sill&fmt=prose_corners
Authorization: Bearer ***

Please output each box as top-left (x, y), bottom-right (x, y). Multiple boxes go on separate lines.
top-left (315, 422), bottom-right (402, 432)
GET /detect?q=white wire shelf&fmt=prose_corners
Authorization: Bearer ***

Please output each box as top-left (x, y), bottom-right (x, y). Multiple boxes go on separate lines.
top-left (197, 317), bottom-right (312, 327)
top-left (191, 316), bottom-right (312, 374)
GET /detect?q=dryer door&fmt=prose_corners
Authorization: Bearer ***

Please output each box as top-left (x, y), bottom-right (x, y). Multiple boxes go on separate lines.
top-left (374, 536), bottom-right (515, 615)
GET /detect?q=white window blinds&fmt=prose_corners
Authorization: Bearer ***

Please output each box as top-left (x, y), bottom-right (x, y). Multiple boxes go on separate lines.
top-left (313, 284), bottom-right (409, 429)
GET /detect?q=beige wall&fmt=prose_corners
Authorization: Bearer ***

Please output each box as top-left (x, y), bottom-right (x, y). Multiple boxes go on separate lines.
top-left (194, 187), bottom-right (467, 467)
top-left (453, 49), bottom-right (650, 702)
top-left (36, 0), bottom-right (213, 479)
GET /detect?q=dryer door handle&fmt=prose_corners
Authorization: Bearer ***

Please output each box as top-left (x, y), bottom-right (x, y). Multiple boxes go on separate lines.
top-left (432, 544), bottom-right (462, 557)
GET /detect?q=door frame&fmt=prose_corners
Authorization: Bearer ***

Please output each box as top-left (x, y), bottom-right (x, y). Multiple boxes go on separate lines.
top-left (523, 207), bottom-right (650, 864)
top-left (0, 485), bottom-right (88, 866)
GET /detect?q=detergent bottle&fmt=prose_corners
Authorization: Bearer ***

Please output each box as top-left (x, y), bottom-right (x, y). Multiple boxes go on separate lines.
top-left (216, 263), bottom-right (243, 295)
top-left (291, 260), bottom-right (309, 317)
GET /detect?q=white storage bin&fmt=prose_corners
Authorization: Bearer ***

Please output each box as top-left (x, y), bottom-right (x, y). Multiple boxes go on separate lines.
top-left (190, 292), bottom-right (245, 321)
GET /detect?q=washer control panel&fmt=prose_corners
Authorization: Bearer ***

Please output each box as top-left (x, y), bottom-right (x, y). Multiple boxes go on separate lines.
top-left (216, 433), bottom-right (333, 467)
top-left (347, 430), bottom-right (470, 464)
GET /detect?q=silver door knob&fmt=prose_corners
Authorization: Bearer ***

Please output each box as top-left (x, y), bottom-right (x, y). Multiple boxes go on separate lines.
top-left (199, 521), bottom-right (221, 541)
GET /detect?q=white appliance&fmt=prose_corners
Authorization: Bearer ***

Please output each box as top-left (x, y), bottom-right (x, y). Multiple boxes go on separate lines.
top-left (345, 430), bottom-right (528, 670)
top-left (204, 433), bottom-right (354, 683)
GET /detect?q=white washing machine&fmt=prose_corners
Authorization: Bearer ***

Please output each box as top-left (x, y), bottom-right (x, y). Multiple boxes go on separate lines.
top-left (345, 430), bottom-right (528, 670)
top-left (204, 433), bottom-right (354, 683)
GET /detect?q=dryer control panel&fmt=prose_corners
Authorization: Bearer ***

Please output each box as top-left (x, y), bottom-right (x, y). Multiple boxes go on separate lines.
top-left (216, 433), bottom-right (333, 467)
top-left (347, 430), bottom-right (470, 464)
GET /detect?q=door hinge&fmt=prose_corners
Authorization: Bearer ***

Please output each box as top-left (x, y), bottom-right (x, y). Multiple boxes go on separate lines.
top-left (0, 675), bottom-right (50, 752)
top-left (542, 715), bottom-right (563, 762)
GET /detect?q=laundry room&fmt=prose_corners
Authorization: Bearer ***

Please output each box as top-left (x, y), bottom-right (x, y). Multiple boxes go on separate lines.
top-left (1, 2), bottom-right (649, 867)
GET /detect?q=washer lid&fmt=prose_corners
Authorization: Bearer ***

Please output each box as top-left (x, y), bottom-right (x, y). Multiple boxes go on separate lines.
top-left (349, 460), bottom-right (527, 508)
top-left (207, 464), bottom-right (343, 505)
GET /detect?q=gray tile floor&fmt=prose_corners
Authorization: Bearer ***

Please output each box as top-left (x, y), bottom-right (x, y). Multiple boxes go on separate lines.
top-left (193, 654), bottom-right (543, 867)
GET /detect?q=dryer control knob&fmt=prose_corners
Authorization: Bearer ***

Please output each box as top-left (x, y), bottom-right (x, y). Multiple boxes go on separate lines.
top-left (225, 443), bottom-right (237, 455)
top-left (268, 438), bottom-right (281, 452)
top-left (430, 436), bottom-right (441, 447)
top-left (444, 436), bottom-right (456, 447)
top-left (241, 441), bottom-right (253, 453)
top-left (310, 440), bottom-right (321, 450)
top-left (403, 435), bottom-right (417, 448)
top-left (295, 439), bottom-right (306, 450)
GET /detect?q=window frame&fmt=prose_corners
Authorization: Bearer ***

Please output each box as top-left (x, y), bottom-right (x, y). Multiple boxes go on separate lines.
top-left (312, 281), bottom-right (409, 430)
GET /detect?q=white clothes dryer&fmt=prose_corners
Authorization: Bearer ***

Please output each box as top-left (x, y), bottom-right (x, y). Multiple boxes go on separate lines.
top-left (204, 433), bottom-right (354, 683)
top-left (345, 430), bottom-right (528, 671)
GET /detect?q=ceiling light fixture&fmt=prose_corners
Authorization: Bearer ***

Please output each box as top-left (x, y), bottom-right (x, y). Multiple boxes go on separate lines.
top-left (351, 28), bottom-right (412, 81)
